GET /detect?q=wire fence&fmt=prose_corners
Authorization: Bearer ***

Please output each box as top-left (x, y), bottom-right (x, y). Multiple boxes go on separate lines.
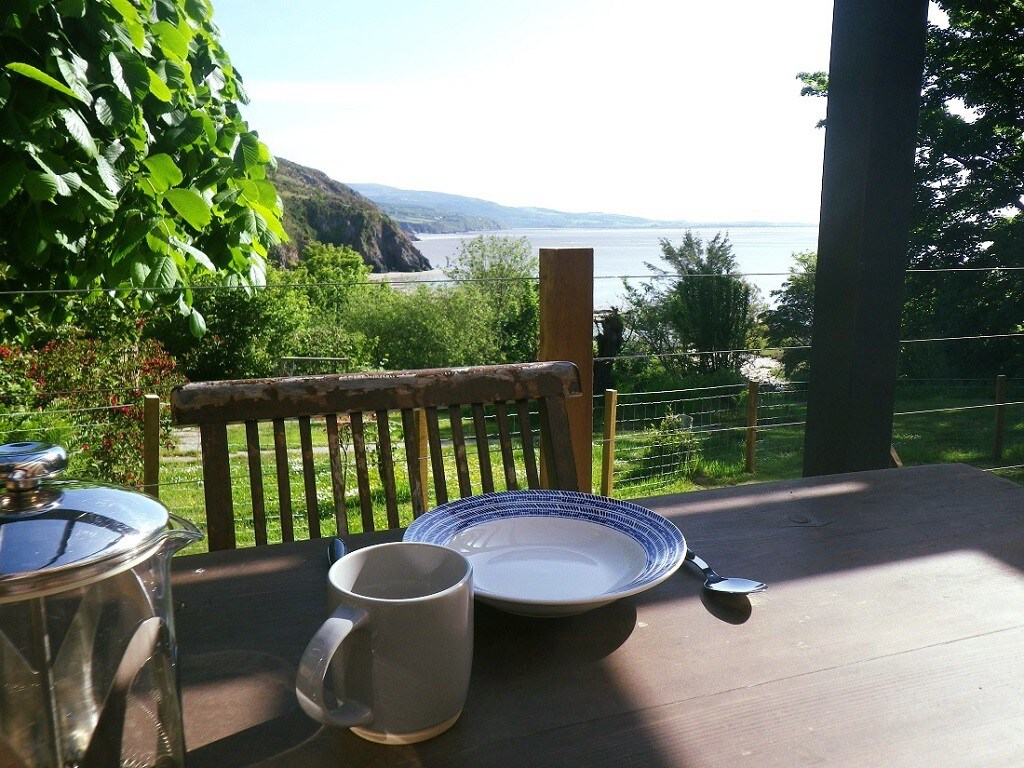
top-left (4, 265), bottom-right (1023, 551)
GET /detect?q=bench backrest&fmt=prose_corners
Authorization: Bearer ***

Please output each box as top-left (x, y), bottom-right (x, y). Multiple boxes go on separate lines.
top-left (170, 361), bottom-right (582, 550)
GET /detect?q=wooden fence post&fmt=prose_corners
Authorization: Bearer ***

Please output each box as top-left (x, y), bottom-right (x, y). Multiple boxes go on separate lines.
top-left (745, 381), bottom-right (759, 473)
top-left (538, 248), bottom-right (594, 492)
top-left (414, 409), bottom-right (430, 511)
top-left (143, 394), bottom-right (160, 498)
top-left (995, 374), bottom-right (1007, 461)
top-left (600, 389), bottom-right (618, 497)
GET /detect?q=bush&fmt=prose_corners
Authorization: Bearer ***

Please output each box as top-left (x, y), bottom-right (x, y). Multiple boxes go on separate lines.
top-left (27, 336), bottom-right (184, 484)
top-left (627, 409), bottom-right (702, 482)
top-left (150, 265), bottom-right (308, 380)
top-left (346, 283), bottom-right (498, 370)
top-left (0, 344), bottom-right (73, 446)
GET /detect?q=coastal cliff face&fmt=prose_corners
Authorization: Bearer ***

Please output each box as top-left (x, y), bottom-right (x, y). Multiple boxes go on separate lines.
top-left (270, 159), bottom-right (430, 272)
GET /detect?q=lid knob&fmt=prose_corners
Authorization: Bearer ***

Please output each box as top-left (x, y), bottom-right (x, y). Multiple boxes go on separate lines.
top-left (0, 443), bottom-right (69, 492)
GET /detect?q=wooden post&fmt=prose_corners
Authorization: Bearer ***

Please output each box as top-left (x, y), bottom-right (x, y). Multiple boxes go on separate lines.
top-left (745, 381), bottom-right (759, 473)
top-left (143, 394), bottom-right (160, 498)
top-left (995, 374), bottom-right (1007, 461)
top-left (802, 0), bottom-right (929, 476)
top-left (414, 409), bottom-right (430, 511)
top-left (538, 248), bottom-right (594, 492)
top-left (600, 389), bottom-right (618, 497)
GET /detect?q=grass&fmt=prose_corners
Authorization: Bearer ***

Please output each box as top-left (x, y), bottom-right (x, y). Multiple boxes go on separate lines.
top-left (154, 381), bottom-right (1023, 554)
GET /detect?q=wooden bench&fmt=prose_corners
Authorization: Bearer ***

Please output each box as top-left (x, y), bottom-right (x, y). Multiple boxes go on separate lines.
top-left (170, 361), bottom-right (582, 550)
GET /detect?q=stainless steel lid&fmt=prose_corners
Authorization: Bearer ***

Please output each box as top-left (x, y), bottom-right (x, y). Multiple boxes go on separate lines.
top-left (0, 442), bottom-right (172, 601)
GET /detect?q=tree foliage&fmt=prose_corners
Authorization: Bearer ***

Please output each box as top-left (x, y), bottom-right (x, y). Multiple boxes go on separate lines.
top-left (796, 0), bottom-right (1024, 376)
top-left (443, 235), bottom-right (539, 364)
top-left (150, 243), bottom-right (371, 380)
top-left (762, 251), bottom-right (815, 378)
top-left (623, 232), bottom-right (759, 378)
top-left (346, 283), bottom-right (498, 371)
top-left (0, 0), bottom-right (284, 341)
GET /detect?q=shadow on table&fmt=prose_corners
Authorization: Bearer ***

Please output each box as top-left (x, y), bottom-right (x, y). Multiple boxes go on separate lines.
top-left (176, 541), bottom-right (682, 768)
top-left (636, 463), bottom-right (1024, 592)
top-left (176, 464), bottom-right (1024, 768)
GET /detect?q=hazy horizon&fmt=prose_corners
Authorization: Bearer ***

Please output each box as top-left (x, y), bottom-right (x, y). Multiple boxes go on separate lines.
top-left (347, 179), bottom-right (818, 226)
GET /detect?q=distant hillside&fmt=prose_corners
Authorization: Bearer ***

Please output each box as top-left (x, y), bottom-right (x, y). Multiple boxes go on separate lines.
top-left (351, 183), bottom-right (695, 233)
top-left (270, 160), bottom-right (429, 272)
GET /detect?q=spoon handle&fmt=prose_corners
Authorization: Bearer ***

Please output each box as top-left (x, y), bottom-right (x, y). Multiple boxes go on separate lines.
top-left (685, 548), bottom-right (715, 576)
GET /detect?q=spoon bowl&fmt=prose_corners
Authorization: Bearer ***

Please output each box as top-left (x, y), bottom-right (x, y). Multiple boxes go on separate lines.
top-left (686, 549), bottom-right (766, 595)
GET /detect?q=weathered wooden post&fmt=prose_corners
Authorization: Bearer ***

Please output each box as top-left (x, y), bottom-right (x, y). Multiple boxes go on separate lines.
top-left (538, 248), bottom-right (594, 492)
top-left (143, 394), bottom-right (161, 498)
top-left (414, 409), bottom-right (430, 511)
top-left (995, 374), bottom-right (1007, 461)
top-left (745, 381), bottom-right (759, 473)
top-left (600, 389), bottom-right (618, 497)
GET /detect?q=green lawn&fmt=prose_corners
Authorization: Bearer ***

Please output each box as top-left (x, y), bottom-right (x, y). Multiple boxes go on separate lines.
top-left (157, 380), bottom-right (1024, 554)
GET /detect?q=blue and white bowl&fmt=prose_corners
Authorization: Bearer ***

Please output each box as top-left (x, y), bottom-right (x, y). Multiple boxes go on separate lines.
top-left (404, 490), bottom-right (686, 616)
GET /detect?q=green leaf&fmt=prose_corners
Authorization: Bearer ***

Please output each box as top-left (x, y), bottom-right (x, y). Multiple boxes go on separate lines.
top-left (249, 255), bottom-right (267, 286)
top-left (125, 19), bottom-right (146, 51)
top-left (109, 52), bottom-right (149, 101)
top-left (95, 93), bottom-right (133, 129)
top-left (59, 109), bottom-right (98, 158)
top-left (250, 201), bottom-right (287, 240)
top-left (58, 0), bottom-right (86, 17)
top-left (153, 21), bottom-right (192, 60)
top-left (77, 177), bottom-right (117, 211)
top-left (146, 255), bottom-right (180, 290)
top-left (5, 62), bottom-right (87, 104)
top-left (193, 110), bottom-right (216, 144)
top-left (166, 115), bottom-right (204, 146)
top-left (185, 0), bottom-right (213, 21)
top-left (188, 307), bottom-right (207, 337)
top-left (60, 171), bottom-right (83, 192)
top-left (0, 161), bottom-right (25, 207)
top-left (128, 257), bottom-right (151, 285)
top-left (112, 216), bottom-right (157, 262)
top-left (234, 133), bottom-right (261, 170)
top-left (147, 68), bottom-right (173, 103)
top-left (255, 180), bottom-right (279, 207)
top-left (95, 155), bottom-right (123, 195)
top-left (143, 153), bottom-right (183, 192)
top-left (109, 0), bottom-right (141, 26)
top-left (56, 56), bottom-right (92, 103)
top-left (235, 179), bottom-right (260, 203)
top-left (24, 171), bottom-right (60, 201)
top-left (164, 188), bottom-right (212, 230)
top-left (28, 153), bottom-right (73, 197)
top-left (171, 237), bottom-right (216, 272)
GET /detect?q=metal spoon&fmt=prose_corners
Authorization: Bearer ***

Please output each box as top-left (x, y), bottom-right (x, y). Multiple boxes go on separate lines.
top-left (685, 549), bottom-right (766, 595)
top-left (327, 538), bottom-right (346, 566)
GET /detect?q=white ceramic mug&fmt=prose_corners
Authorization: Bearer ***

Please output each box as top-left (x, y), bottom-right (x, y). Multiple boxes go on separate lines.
top-left (295, 542), bottom-right (473, 745)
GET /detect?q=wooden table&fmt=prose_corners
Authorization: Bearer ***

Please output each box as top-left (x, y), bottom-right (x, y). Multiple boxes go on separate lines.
top-left (172, 464), bottom-right (1024, 767)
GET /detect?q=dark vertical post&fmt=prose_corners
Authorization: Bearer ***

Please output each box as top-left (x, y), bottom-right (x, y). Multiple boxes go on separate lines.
top-left (994, 374), bottom-right (1007, 461)
top-left (745, 381), bottom-right (759, 473)
top-left (142, 394), bottom-right (160, 498)
top-left (803, 0), bottom-right (929, 476)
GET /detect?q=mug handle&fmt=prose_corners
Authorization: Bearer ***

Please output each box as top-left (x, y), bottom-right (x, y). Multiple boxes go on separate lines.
top-left (295, 604), bottom-right (373, 728)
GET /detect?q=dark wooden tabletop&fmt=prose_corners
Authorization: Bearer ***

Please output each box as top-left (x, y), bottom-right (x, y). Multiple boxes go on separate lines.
top-left (171, 464), bottom-right (1024, 768)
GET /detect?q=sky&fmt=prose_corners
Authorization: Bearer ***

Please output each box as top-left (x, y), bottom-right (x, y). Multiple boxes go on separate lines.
top-left (212, 1), bottom-right (837, 222)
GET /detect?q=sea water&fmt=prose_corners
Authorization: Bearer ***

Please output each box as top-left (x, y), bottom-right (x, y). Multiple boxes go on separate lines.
top-left (412, 226), bottom-right (819, 309)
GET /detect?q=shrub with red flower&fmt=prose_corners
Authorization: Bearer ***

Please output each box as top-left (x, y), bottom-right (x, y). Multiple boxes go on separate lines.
top-left (27, 337), bottom-right (186, 485)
